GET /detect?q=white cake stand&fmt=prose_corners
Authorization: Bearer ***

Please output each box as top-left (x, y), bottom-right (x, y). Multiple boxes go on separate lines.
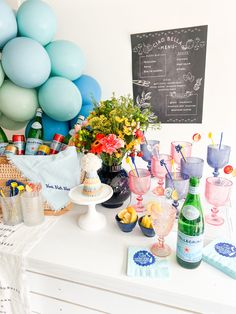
top-left (69, 184), bottom-right (113, 231)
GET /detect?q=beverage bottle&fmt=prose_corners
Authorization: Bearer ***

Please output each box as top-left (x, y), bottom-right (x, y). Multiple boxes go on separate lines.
top-left (0, 127), bottom-right (8, 155)
top-left (60, 115), bottom-right (85, 151)
top-left (25, 108), bottom-right (44, 155)
top-left (176, 177), bottom-right (204, 269)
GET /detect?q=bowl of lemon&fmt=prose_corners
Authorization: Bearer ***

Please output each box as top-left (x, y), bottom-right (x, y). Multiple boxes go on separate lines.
top-left (138, 214), bottom-right (155, 237)
top-left (115, 206), bottom-right (138, 232)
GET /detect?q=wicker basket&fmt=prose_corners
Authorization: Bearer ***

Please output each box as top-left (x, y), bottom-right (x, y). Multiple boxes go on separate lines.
top-left (0, 156), bottom-right (71, 216)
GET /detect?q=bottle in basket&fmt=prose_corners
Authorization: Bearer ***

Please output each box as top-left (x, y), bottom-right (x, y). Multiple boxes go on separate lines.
top-left (25, 108), bottom-right (43, 155)
top-left (0, 126), bottom-right (9, 155)
top-left (60, 115), bottom-right (85, 151)
top-left (12, 135), bottom-right (25, 155)
top-left (176, 177), bottom-right (204, 269)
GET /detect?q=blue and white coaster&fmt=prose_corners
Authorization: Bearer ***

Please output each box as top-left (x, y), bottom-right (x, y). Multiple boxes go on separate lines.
top-left (127, 247), bottom-right (170, 278)
top-left (203, 238), bottom-right (236, 279)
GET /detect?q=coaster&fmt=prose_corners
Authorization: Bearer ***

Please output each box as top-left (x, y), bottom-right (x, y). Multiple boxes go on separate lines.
top-left (203, 238), bottom-right (236, 279)
top-left (127, 247), bottom-right (170, 278)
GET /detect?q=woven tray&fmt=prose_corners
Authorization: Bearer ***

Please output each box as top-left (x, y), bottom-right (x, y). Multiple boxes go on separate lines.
top-left (0, 156), bottom-right (71, 216)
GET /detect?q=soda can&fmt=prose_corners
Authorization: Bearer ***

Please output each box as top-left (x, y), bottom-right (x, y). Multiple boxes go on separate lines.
top-left (37, 145), bottom-right (50, 155)
top-left (50, 134), bottom-right (65, 154)
top-left (12, 134), bottom-right (25, 155)
top-left (4, 144), bottom-right (18, 156)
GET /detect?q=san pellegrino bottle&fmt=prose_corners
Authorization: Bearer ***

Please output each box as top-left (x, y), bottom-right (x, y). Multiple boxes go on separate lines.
top-left (0, 127), bottom-right (9, 155)
top-left (176, 177), bottom-right (204, 269)
top-left (60, 115), bottom-right (85, 151)
top-left (25, 108), bottom-right (43, 155)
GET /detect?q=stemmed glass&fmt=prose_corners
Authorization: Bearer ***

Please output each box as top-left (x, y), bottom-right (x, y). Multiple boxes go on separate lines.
top-left (140, 140), bottom-right (160, 173)
top-left (205, 177), bottom-right (233, 226)
top-left (207, 144), bottom-right (231, 177)
top-left (180, 157), bottom-right (204, 178)
top-left (165, 172), bottom-right (189, 217)
top-left (129, 168), bottom-right (151, 212)
top-left (171, 141), bottom-right (192, 171)
top-left (151, 154), bottom-right (172, 195)
top-left (147, 198), bottom-right (176, 257)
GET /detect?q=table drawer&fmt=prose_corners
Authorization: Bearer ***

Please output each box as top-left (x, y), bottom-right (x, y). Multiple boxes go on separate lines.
top-left (30, 293), bottom-right (104, 314)
top-left (27, 271), bottom-right (194, 314)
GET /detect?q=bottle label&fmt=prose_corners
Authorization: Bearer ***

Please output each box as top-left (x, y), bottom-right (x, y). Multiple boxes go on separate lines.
top-left (0, 142), bottom-right (8, 155)
top-left (177, 231), bottom-right (203, 263)
top-left (182, 205), bottom-right (200, 220)
top-left (50, 140), bottom-right (62, 152)
top-left (25, 138), bottom-right (43, 155)
top-left (13, 141), bottom-right (25, 152)
top-left (188, 186), bottom-right (199, 195)
top-left (60, 143), bottom-right (68, 151)
top-left (31, 122), bottom-right (42, 129)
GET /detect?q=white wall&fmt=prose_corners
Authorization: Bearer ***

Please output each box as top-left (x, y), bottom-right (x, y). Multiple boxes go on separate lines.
top-left (6, 0), bottom-right (236, 163)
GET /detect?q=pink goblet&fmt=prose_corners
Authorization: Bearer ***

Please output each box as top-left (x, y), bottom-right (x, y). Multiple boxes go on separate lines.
top-left (148, 198), bottom-right (176, 257)
top-left (171, 141), bottom-right (192, 171)
top-left (205, 177), bottom-right (233, 226)
top-left (129, 169), bottom-right (151, 212)
top-left (151, 154), bottom-right (172, 196)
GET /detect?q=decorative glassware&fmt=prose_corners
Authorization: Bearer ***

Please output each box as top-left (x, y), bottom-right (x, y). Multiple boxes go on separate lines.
top-left (180, 157), bottom-right (204, 179)
top-left (129, 168), bottom-right (151, 212)
top-left (148, 198), bottom-right (176, 257)
top-left (165, 172), bottom-right (189, 217)
top-left (171, 141), bottom-right (192, 171)
top-left (205, 177), bottom-right (232, 226)
top-left (0, 187), bottom-right (22, 226)
top-left (151, 154), bottom-right (172, 195)
top-left (207, 144), bottom-right (231, 177)
top-left (140, 140), bottom-right (160, 173)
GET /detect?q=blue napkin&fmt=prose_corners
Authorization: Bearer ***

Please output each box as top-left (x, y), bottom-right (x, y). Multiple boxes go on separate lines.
top-left (8, 147), bottom-right (82, 211)
top-left (127, 247), bottom-right (170, 278)
top-left (203, 238), bottom-right (236, 279)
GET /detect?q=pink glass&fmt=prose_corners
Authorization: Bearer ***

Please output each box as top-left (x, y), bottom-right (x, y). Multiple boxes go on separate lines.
top-left (205, 177), bottom-right (233, 226)
top-left (148, 198), bottom-right (176, 257)
top-left (129, 168), bottom-right (151, 212)
top-left (151, 154), bottom-right (172, 196)
top-left (171, 141), bottom-right (192, 171)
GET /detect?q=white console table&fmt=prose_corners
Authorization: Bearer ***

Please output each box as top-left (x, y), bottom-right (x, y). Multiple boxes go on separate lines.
top-left (26, 195), bottom-right (236, 314)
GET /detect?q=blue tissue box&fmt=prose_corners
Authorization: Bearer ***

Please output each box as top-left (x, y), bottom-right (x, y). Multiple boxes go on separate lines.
top-left (203, 239), bottom-right (236, 279)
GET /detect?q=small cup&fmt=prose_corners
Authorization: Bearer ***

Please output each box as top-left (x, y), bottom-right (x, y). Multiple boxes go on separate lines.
top-left (20, 191), bottom-right (45, 226)
top-left (115, 214), bottom-right (137, 232)
top-left (0, 189), bottom-right (22, 226)
top-left (138, 216), bottom-right (155, 237)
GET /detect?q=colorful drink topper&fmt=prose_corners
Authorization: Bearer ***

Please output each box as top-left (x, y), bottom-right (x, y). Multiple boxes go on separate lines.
top-left (192, 133), bottom-right (201, 142)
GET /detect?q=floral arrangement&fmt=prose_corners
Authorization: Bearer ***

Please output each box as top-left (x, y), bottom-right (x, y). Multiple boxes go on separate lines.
top-left (70, 94), bottom-right (159, 166)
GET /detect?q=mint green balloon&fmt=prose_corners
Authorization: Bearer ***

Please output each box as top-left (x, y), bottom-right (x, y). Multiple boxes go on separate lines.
top-left (0, 63), bottom-right (4, 87)
top-left (0, 80), bottom-right (39, 122)
top-left (0, 114), bottom-right (27, 130)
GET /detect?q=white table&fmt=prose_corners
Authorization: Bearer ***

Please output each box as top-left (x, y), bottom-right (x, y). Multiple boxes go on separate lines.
top-left (26, 192), bottom-right (236, 314)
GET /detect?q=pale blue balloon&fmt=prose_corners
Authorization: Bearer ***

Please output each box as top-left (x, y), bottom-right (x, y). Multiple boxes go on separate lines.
top-left (38, 77), bottom-right (82, 121)
top-left (17, 0), bottom-right (57, 46)
top-left (73, 75), bottom-right (101, 106)
top-left (46, 40), bottom-right (85, 80)
top-left (0, 0), bottom-right (17, 48)
top-left (2, 37), bottom-right (51, 88)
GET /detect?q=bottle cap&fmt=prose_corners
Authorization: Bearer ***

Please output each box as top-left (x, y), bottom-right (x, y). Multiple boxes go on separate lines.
top-left (12, 134), bottom-right (25, 142)
top-left (190, 177), bottom-right (199, 187)
top-left (53, 133), bottom-right (65, 143)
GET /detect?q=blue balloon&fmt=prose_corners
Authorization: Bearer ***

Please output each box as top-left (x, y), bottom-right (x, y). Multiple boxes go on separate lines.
top-left (0, 0), bottom-right (17, 49)
top-left (38, 77), bottom-right (82, 121)
top-left (46, 40), bottom-right (85, 80)
top-left (17, 0), bottom-right (57, 46)
top-left (2, 37), bottom-right (51, 88)
top-left (25, 113), bottom-right (70, 141)
top-left (73, 75), bottom-right (101, 106)
top-left (69, 104), bottom-right (94, 129)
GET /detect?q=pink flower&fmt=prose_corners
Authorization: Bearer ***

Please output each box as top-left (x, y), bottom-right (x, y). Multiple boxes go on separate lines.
top-left (100, 134), bottom-right (124, 155)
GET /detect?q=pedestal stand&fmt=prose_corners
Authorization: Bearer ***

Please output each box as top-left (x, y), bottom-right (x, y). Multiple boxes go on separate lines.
top-left (69, 184), bottom-right (113, 231)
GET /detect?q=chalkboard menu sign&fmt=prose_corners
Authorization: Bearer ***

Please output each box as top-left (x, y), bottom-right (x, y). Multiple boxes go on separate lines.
top-left (131, 25), bottom-right (208, 123)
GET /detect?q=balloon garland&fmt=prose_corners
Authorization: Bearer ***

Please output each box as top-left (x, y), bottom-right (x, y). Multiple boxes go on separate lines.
top-left (0, 0), bottom-right (101, 140)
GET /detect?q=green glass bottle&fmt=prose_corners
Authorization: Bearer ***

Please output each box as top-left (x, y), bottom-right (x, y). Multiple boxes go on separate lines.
top-left (0, 126), bottom-right (9, 155)
top-left (25, 108), bottom-right (43, 155)
top-left (176, 177), bottom-right (204, 269)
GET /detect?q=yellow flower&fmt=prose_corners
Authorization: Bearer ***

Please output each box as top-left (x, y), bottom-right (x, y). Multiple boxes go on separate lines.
top-left (115, 116), bottom-right (123, 123)
top-left (131, 120), bottom-right (137, 127)
top-left (115, 152), bottom-right (122, 158)
top-left (124, 126), bottom-right (132, 135)
top-left (117, 131), bottom-right (124, 139)
top-left (124, 118), bottom-right (130, 126)
top-left (126, 141), bottom-right (135, 150)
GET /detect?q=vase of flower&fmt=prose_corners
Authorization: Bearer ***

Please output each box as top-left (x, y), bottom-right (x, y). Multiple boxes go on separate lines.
top-left (97, 163), bottom-right (130, 208)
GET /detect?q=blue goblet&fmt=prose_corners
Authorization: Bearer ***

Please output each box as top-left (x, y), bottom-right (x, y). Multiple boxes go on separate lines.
top-left (140, 140), bottom-right (160, 173)
top-left (180, 157), bottom-right (204, 179)
top-left (207, 144), bottom-right (231, 177)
